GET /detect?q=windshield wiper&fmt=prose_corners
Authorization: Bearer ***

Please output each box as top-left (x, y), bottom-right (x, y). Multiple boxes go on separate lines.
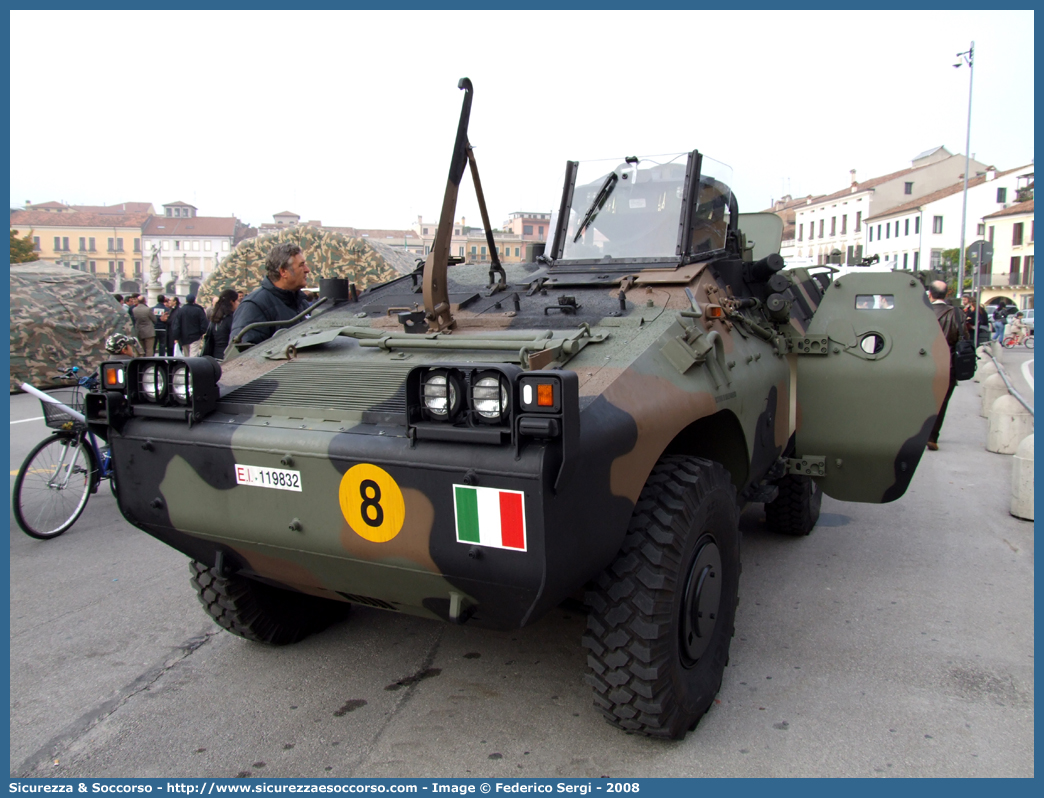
top-left (573, 172), bottom-right (618, 243)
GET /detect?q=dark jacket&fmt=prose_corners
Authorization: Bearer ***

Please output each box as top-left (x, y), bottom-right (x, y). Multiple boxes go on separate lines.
top-left (210, 313), bottom-right (234, 359)
top-left (933, 301), bottom-right (963, 350)
top-left (170, 301), bottom-right (208, 346)
top-left (230, 278), bottom-right (312, 346)
top-left (152, 303), bottom-right (169, 331)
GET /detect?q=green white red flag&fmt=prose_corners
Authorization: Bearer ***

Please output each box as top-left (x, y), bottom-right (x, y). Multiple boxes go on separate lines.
top-left (453, 485), bottom-right (527, 551)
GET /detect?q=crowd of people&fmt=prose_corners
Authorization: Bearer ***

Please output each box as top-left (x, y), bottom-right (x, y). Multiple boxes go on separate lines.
top-left (959, 297), bottom-right (1029, 344)
top-left (107, 242), bottom-right (314, 360)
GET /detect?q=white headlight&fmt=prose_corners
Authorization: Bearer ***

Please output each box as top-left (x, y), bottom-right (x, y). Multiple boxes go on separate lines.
top-left (423, 373), bottom-right (457, 418)
top-left (141, 364), bottom-right (166, 402)
top-left (171, 365), bottom-right (191, 404)
top-left (473, 375), bottom-right (508, 420)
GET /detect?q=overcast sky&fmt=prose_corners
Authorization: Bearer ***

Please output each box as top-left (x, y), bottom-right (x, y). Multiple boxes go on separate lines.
top-left (9, 10), bottom-right (1034, 232)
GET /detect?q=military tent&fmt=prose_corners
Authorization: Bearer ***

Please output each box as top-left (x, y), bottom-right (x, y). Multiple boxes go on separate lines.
top-left (10, 261), bottom-right (135, 391)
top-left (197, 226), bottom-right (417, 308)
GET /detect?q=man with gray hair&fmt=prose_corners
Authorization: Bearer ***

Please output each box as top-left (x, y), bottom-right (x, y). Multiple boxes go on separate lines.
top-left (927, 280), bottom-right (963, 451)
top-left (229, 243), bottom-right (313, 347)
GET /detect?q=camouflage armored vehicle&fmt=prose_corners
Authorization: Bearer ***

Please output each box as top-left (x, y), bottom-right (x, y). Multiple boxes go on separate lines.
top-left (88, 79), bottom-right (949, 738)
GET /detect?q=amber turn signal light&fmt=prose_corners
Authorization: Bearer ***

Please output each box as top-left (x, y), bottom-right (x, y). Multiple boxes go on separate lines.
top-left (103, 363), bottom-right (126, 390)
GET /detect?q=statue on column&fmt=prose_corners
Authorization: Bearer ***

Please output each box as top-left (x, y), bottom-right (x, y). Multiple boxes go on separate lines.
top-left (175, 253), bottom-right (192, 297)
top-left (146, 245), bottom-right (164, 305)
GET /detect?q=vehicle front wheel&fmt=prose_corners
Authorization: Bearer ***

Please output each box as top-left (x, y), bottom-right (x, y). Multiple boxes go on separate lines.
top-left (764, 473), bottom-right (823, 536)
top-left (583, 456), bottom-right (740, 739)
top-left (190, 561), bottom-right (350, 645)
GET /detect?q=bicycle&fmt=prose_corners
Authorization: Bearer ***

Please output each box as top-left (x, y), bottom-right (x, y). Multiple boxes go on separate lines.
top-left (1001, 331), bottom-right (1034, 349)
top-left (13, 367), bottom-right (116, 539)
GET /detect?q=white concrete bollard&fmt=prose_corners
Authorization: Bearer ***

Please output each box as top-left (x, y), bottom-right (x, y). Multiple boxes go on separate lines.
top-left (981, 373), bottom-right (1008, 417)
top-left (987, 395), bottom-right (1033, 454)
top-left (1011, 434), bottom-right (1034, 520)
top-left (973, 359), bottom-right (998, 384)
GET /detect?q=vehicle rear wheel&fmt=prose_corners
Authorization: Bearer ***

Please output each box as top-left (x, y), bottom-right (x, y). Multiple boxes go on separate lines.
top-left (582, 456), bottom-right (740, 739)
top-left (764, 473), bottom-right (823, 536)
top-left (190, 561), bottom-right (350, 645)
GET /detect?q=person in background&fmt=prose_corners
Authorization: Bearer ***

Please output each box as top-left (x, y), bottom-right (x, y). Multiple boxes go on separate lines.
top-left (230, 243), bottom-right (312, 347)
top-left (964, 299), bottom-right (990, 341)
top-left (152, 294), bottom-right (169, 356)
top-left (169, 294), bottom-right (209, 357)
top-left (130, 295), bottom-right (158, 356)
top-left (1008, 312), bottom-right (1028, 344)
top-left (926, 280), bottom-right (964, 451)
top-left (124, 294), bottom-right (137, 320)
top-left (205, 289), bottom-right (241, 359)
top-left (991, 306), bottom-right (1006, 342)
top-left (105, 333), bottom-right (141, 359)
top-left (164, 296), bottom-right (181, 355)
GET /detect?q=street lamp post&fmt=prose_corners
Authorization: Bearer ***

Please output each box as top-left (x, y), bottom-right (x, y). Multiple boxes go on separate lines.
top-left (954, 42), bottom-right (974, 300)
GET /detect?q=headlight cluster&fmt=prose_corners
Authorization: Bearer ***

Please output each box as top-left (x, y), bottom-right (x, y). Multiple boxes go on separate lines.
top-left (407, 364), bottom-right (577, 447)
top-left (136, 361), bottom-right (198, 405)
top-left (420, 369), bottom-right (511, 425)
top-left (95, 357), bottom-right (222, 424)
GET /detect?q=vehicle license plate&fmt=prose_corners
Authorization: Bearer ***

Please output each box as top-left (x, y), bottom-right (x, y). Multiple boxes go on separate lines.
top-left (235, 464), bottom-right (302, 492)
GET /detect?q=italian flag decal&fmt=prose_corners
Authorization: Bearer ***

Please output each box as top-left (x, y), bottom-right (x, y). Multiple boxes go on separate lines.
top-left (453, 485), bottom-right (527, 551)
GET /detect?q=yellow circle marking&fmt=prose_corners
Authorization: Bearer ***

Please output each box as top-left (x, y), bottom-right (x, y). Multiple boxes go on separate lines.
top-left (339, 463), bottom-right (405, 543)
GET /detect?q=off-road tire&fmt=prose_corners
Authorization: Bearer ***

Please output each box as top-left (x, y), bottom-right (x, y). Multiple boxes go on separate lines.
top-left (764, 473), bottom-right (822, 537)
top-left (190, 561), bottom-right (350, 645)
top-left (582, 456), bottom-right (740, 739)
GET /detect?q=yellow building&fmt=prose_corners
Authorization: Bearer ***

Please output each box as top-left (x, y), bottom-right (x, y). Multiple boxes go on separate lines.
top-left (10, 203), bottom-right (153, 292)
top-left (979, 199), bottom-right (1034, 310)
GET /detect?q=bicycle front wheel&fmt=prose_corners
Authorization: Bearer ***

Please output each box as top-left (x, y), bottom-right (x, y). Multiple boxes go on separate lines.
top-left (13, 434), bottom-right (93, 539)
top-left (1025, 335), bottom-right (1034, 349)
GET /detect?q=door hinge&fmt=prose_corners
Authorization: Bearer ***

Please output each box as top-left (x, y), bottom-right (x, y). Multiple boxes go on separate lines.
top-left (787, 334), bottom-right (830, 355)
top-left (786, 456), bottom-right (826, 477)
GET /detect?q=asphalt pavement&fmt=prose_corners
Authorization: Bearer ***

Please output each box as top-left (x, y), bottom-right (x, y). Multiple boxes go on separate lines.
top-left (8, 349), bottom-right (1034, 778)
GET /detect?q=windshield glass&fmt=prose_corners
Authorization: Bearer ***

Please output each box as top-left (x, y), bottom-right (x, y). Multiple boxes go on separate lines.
top-left (557, 153), bottom-right (733, 263)
top-left (690, 155), bottom-right (733, 256)
top-left (560, 153), bottom-right (687, 262)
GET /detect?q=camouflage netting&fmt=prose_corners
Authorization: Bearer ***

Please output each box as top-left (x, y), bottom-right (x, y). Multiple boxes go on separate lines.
top-left (10, 261), bottom-right (136, 392)
top-left (197, 226), bottom-right (418, 308)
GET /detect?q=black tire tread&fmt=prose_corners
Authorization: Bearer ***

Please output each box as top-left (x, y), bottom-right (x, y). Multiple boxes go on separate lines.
top-left (764, 473), bottom-right (822, 537)
top-left (189, 561), bottom-right (349, 645)
top-left (582, 456), bottom-right (738, 739)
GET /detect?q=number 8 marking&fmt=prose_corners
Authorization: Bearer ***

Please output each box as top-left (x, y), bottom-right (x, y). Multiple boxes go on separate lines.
top-left (339, 464), bottom-right (404, 542)
top-left (359, 479), bottom-right (384, 527)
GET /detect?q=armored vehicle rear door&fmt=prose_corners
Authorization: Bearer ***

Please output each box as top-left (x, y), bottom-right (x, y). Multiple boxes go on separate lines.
top-left (793, 271), bottom-right (948, 503)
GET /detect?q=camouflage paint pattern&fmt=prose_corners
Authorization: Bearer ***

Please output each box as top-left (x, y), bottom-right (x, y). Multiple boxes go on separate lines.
top-left (92, 89), bottom-right (945, 630)
top-left (101, 251), bottom-right (944, 628)
top-left (196, 226), bottom-right (415, 309)
top-left (10, 260), bottom-right (135, 391)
